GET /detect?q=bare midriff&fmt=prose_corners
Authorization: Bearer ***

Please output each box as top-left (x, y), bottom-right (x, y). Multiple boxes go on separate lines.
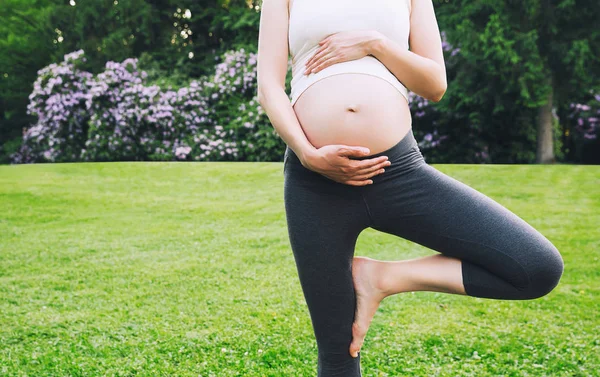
top-left (292, 73), bottom-right (412, 156)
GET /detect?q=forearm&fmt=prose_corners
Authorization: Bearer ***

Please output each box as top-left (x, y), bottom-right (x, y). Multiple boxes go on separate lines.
top-left (370, 35), bottom-right (447, 102)
top-left (257, 86), bottom-right (317, 164)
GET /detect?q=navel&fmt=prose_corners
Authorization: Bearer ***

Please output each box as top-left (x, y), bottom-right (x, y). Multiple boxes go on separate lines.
top-left (346, 104), bottom-right (360, 113)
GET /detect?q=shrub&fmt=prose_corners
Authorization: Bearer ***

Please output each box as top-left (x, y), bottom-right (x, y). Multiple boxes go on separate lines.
top-left (12, 50), bottom-right (93, 164)
top-left (566, 90), bottom-right (600, 163)
top-left (568, 92), bottom-right (600, 142)
top-left (11, 48), bottom-right (277, 164)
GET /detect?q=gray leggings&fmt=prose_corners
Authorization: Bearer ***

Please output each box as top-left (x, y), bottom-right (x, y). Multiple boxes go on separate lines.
top-left (282, 128), bottom-right (564, 376)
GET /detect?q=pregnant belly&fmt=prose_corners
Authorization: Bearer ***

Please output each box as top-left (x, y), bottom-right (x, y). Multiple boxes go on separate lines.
top-left (292, 73), bottom-right (412, 155)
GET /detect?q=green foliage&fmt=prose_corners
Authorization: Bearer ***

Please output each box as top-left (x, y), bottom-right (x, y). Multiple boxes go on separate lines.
top-left (137, 51), bottom-right (192, 90)
top-left (0, 136), bottom-right (21, 164)
top-left (2, 0), bottom-right (600, 163)
top-left (0, 0), bottom-right (56, 146)
top-left (49, 0), bottom-right (156, 70)
top-left (435, 0), bottom-right (600, 163)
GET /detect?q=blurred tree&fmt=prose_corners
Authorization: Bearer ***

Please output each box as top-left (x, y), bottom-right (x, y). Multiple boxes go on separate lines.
top-left (49, 0), bottom-right (159, 72)
top-left (0, 0), bottom-right (56, 158)
top-left (437, 0), bottom-right (600, 163)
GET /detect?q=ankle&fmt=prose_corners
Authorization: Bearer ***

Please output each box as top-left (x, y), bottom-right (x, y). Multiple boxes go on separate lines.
top-left (378, 260), bottom-right (414, 297)
top-left (376, 260), bottom-right (397, 298)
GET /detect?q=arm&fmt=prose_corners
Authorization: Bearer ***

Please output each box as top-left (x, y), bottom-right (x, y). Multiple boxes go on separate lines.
top-left (369, 0), bottom-right (447, 102)
top-left (256, 0), bottom-right (317, 164)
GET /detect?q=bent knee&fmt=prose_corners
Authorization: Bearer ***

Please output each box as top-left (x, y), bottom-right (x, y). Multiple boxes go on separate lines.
top-left (518, 245), bottom-right (564, 299)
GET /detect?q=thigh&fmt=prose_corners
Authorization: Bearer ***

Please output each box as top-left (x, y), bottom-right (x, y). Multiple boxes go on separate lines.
top-left (364, 163), bottom-right (560, 290)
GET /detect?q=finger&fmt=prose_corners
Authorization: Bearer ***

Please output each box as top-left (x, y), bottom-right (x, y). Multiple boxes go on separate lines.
top-left (307, 44), bottom-right (328, 64)
top-left (311, 54), bottom-right (338, 74)
top-left (318, 35), bottom-right (332, 45)
top-left (307, 48), bottom-right (338, 73)
top-left (305, 60), bottom-right (318, 75)
top-left (337, 146), bottom-right (371, 157)
top-left (320, 174), bottom-right (369, 186)
top-left (305, 55), bottom-right (316, 71)
top-left (346, 156), bottom-right (390, 171)
top-left (334, 159), bottom-right (387, 183)
top-left (343, 164), bottom-right (384, 181)
top-left (344, 178), bottom-right (373, 186)
top-left (321, 172), bottom-right (371, 186)
top-left (306, 46), bottom-right (328, 71)
top-left (352, 167), bottom-right (386, 181)
top-left (353, 158), bottom-right (391, 175)
top-left (305, 57), bottom-right (321, 74)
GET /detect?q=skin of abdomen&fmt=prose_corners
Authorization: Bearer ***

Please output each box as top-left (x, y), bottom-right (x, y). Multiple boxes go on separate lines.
top-left (292, 73), bottom-right (412, 155)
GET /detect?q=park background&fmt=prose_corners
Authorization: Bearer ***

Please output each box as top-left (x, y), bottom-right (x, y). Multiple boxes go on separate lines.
top-left (1, 0), bottom-right (600, 165)
top-left (1, 0), bottom-right (599, 376)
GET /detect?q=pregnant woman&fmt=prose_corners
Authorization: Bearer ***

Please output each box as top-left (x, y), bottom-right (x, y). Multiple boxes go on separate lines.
top-left (256, 0), bottom-right (564, 375)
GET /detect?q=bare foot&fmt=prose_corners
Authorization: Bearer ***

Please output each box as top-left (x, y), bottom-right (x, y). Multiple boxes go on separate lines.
top-left (349, 256), bottom-right (389, 358)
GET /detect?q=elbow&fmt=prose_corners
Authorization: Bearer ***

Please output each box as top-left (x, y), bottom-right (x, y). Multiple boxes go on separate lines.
top-left (257, 84), bottom-right (284, 105)
top-left (429, 65), bottom-right (447, 103)
top-left (431, 85), bottom-right (447, 103)
top-left (257, 87), bottom-right (267, 105)
top-left (257, 88), bottom-right (273, 106)
top-left (430, 76), bottom-right (447, 102)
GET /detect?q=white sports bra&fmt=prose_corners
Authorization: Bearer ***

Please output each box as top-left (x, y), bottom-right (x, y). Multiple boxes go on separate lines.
top-left (288, 0), bottom-right (412, 106)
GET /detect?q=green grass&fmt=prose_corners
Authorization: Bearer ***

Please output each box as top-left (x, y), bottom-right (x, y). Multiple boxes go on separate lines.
top-left (0, 161), bottom-right (598, 376)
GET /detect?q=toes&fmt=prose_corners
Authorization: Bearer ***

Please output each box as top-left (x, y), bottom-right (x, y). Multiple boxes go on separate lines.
top-left (349, 341), bottom-right (361, 358)
top-left (351, 321), bottom-right (367, 357)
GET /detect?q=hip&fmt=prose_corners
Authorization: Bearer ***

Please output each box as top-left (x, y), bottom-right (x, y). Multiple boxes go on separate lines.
top-left (283, 126), bottom-right (426, 189)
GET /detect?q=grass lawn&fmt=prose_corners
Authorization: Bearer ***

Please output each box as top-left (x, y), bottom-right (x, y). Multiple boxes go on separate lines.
top-left (0, 161), bottom-right (598, 376)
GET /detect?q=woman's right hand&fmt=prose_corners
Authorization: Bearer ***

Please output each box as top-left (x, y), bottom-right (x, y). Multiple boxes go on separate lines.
top-left (301, 144), bottom-right (391, 186)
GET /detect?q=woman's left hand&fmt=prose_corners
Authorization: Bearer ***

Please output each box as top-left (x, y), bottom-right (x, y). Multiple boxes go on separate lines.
top-left (304, 30), bottom-right (383, 75)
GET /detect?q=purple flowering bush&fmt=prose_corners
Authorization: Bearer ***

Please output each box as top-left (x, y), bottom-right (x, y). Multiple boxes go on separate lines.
top-left (170, 81), bottom-right (222, 161)
top-left (84, 59), bottom-right (163, 161)
top-left (407, 31), bottom-right (461, 161)
top-left (567, 91), bottom-right (600, 142)
top-left (565, 90), bottom-right (600, 162)
top-left (205, 48), bottom-right (279, 162)
top-left (212, 48), bottom-right (257, 98)
top-left (408, 93), bottom-right (449, 154)
top-left (11, 47), bottom-right (280, 164)
top-left (12, 50), bottom-right (93, 164)
top-left (83, 60), bottom-right (217, 162)
top-left (171, 48), bottom-right (277, 162)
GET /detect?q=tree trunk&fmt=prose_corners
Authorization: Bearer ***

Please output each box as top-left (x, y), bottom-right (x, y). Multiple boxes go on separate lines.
top-left (536, 75), bottom-right (555, 164)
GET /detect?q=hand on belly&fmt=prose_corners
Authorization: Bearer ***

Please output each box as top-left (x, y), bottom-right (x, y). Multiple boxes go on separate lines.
top-left (302, 144), bottom-right (392, 186)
